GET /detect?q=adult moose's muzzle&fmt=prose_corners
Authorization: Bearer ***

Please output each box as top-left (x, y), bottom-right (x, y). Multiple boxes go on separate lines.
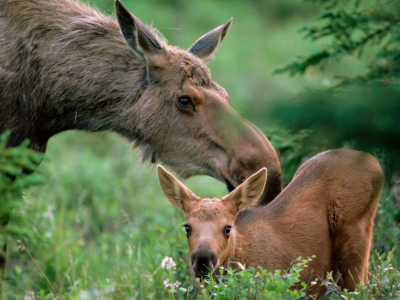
top-left (213, 103), bottom-right (282, 205)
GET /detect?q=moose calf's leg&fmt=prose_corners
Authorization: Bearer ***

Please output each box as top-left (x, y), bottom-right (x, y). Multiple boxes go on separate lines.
top-left (333, 158), bottom-right (383, 290)
top-left (334, 219), bottom-right (375, 290)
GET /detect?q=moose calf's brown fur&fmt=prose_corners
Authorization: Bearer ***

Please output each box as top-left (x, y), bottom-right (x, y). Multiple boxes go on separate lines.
top-left (158, 149), bottom-right (384, 296)
top-left (0, 0), bottom-right (281, 204)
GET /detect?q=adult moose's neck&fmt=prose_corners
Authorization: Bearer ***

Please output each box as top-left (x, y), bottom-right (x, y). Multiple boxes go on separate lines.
top-left (35, 8), bottom-right (148, 137)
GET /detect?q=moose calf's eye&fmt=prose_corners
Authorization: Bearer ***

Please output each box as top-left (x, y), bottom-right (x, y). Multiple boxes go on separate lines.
top-left (184, 224), bottom-right (191, 236)
top-left (225, 225), bottom-right (232, 237)
top-left (177, 96), bottom-right (195, 111)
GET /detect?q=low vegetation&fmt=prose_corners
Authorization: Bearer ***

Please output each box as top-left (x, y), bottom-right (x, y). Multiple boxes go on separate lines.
top-left (0, 132), bottom-right (399, 299)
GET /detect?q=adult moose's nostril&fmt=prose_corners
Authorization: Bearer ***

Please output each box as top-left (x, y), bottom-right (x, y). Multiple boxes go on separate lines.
top-left (224, 178), bottom-right (235, 192)
top-left (228, 137), bottom-right (282, 205)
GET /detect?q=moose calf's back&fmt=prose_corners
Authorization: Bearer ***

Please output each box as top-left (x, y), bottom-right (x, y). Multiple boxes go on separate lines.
top-left (235, 149), bottom-right (384, 293)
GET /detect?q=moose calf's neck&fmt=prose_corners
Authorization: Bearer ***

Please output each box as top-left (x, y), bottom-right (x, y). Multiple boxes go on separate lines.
top-left (0, 0), bottom-right (281, 203)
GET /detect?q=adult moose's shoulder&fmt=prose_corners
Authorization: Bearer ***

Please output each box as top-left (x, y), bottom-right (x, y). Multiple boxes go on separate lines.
top-left (0, 0), bottom-right (281, 203)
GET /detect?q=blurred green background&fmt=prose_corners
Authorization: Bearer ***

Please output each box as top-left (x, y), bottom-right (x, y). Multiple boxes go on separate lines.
top-left (2, 0), bottom-right (400, 298)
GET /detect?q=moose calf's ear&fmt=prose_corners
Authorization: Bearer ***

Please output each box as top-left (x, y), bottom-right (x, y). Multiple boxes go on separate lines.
top-left (157, 165), bottom-right (199, 212)
top-left (115, 0), bottom-right (166, 68)
top-left (188, 18), bottom-right (232, 65)
top-left (222, 168), bottom-right (267, 215)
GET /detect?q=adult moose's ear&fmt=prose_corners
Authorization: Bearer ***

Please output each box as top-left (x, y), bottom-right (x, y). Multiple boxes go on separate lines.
top-left (115, 0), bottom-right (166, 70)
top-left (157, 165), bottom-right (199, 213)
top-left (188, 18), bottom-right (233, 65)
top-left (222, 168), bottom-right (267, 215)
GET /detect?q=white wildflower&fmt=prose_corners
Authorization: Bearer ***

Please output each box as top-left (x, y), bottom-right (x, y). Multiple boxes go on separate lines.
top-left (24, 291), bottom-right (34, 300)
top-left (163, 279), bottom-right (173, 290)
top-left (311, 281), bottom-right (317, 285)
top-left (161, 256), bottom-right (176, 270)
top-left (163, 279), bottom-right (181, 292)
top-left (173, 281), bottom-right (181, 289)
top-left (349, 291), bottom-right (359, 295)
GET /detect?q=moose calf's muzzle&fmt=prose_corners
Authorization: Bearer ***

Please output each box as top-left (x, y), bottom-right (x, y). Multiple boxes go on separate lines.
top-left (191, 247), bottom-right (218, 278)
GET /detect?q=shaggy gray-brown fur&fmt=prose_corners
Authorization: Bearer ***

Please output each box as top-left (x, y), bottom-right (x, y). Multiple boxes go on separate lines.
top-left (0, 0), bottom-right (282, 204)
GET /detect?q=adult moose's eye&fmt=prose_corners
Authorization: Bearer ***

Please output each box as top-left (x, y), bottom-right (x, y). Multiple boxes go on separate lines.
top-left (184, 224), bottom-right (191, 237)
top-left (225, 225), bottom-right (232, 238)
top-left (177, 96), bottom-right (195, 111)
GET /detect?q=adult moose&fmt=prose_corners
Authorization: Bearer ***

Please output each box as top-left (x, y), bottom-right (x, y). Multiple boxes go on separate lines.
top-left (0, 0), bottom-right (281, 204)
top-left (158, 149), bottom-right (384, 296)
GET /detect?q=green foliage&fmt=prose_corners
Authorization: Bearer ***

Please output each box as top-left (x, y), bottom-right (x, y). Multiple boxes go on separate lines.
top-left (274, 0), bottom-right (400, 82)
top-left (0, 131), bottom-right (44, 257)
top-left (172, 253), bottom-right (400, 299)
top-left (1, 133), bottom-right (399, 299)
top-left (266, 85), bottom-right (400, 155)
top-left (0, 132), bottom-right (199, 299)
top-left (266, 0), bottom-right (400, 181)
top-left (373, 189), bottom-right (400, 266)
top-left (0, 131), bottom-right (44, 196)
top-left (265, 127), bottom-right (320, 184)
top-left (197, 257), bottom-right (311, 299)
top-left (324, 251), bottom-right (400, 300)
top-left (365, 251), bottom-right (400, 300)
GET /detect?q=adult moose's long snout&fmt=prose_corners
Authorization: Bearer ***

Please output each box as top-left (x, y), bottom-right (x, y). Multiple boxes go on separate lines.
top-left (191, 247), bottom-right (218, 278)
top-left (229, 121), bottom-right (282, 205)
top-left (214, 104), bottom-right (282, 205)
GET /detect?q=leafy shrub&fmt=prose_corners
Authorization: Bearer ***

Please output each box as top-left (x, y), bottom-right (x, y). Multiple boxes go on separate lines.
top-left (160, 253), bottom-right (400, 300)
top-left (0, 131), bottom-right (44, 256)
top-left (269, 0), bottom-right (400, 178)
top-left (196, 257), bottom-right (311, 300)
top-left (264, 127), bottom-right (322, 184)
top-left (273, 0), bottom-right (400, 81)
top-left (373, 189), bottom-right (400, 267)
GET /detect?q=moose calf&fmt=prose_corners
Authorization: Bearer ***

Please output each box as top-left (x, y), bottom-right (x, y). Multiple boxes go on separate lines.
top-left (158, 149), bottom-right (384, 296)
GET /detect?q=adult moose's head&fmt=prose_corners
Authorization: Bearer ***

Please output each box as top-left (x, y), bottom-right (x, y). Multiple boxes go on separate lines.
top-left (114, 1), bottom-right (281, 203)
top-left (0, 0), bottom-right (281, 204)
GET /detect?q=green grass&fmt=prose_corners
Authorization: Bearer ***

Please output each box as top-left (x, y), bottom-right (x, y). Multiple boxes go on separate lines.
top-left (2, 133), bottom-right (399, 299)
top-left (1, 131), bottom-right (227, 299)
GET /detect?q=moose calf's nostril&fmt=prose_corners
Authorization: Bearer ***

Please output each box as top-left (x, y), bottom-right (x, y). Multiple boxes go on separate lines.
top-left (191, 249), bottom-right (218, 277)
